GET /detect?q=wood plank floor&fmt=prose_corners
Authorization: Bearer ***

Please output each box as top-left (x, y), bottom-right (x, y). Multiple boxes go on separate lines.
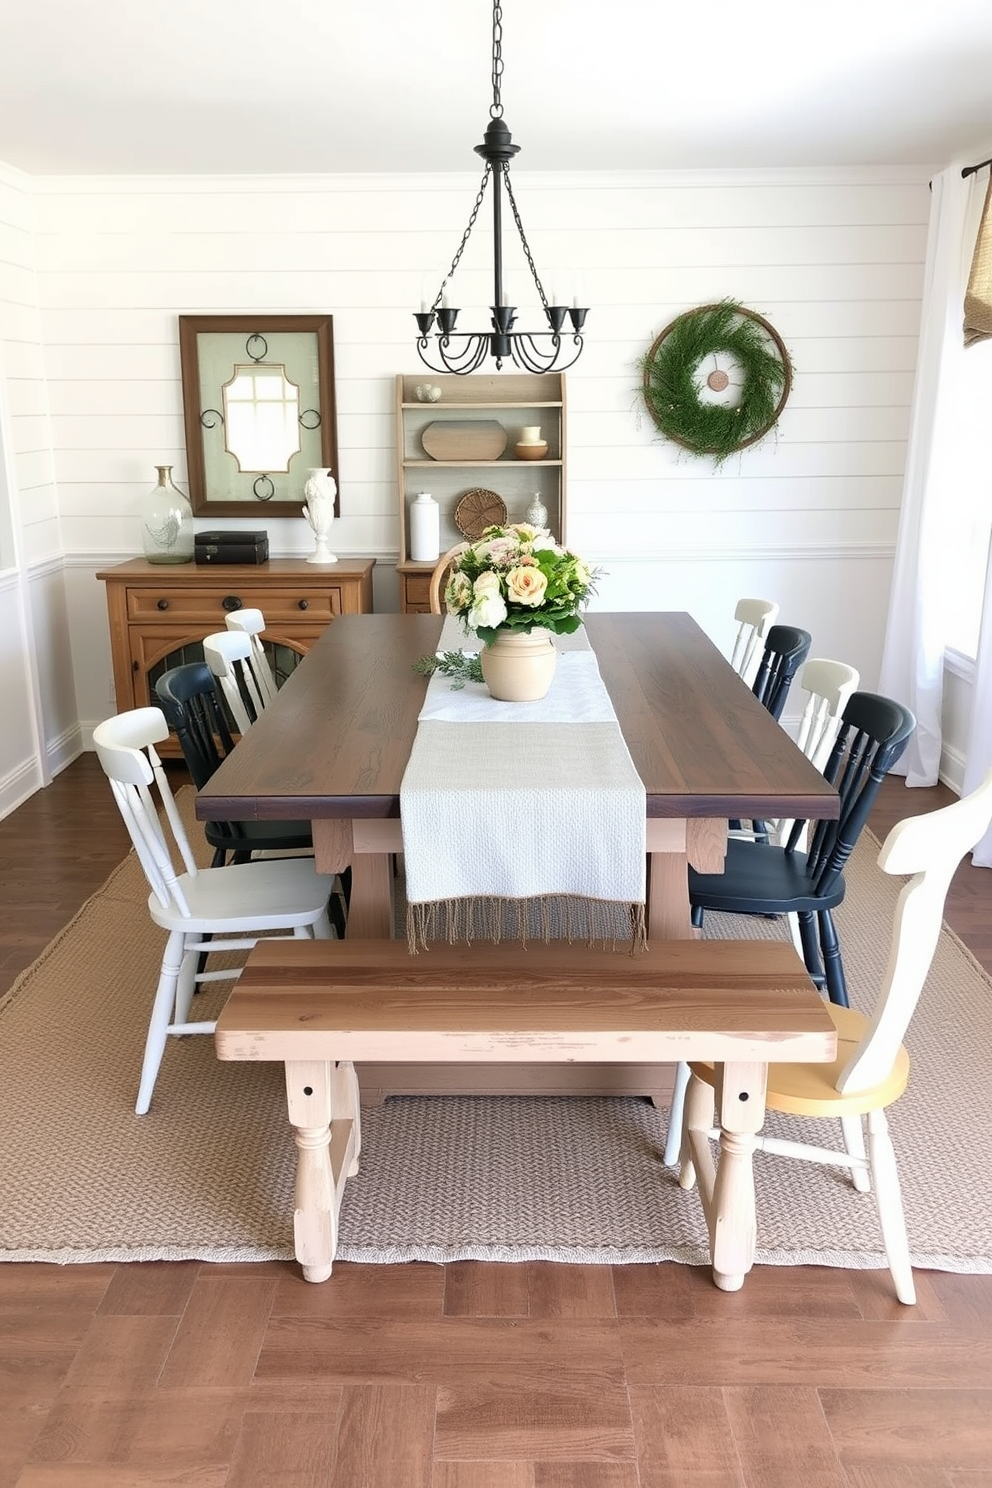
top-left (1, 756), bottom-right (991, 1488)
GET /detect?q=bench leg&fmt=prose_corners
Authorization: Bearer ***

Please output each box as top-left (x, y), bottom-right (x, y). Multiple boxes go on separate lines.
top-left (284, 1058), bottom-right (360, 1282)
top-left (681, 1061), bottom-right (768, 1293)
top-left (710, 1060), bottom-right (767, 1292)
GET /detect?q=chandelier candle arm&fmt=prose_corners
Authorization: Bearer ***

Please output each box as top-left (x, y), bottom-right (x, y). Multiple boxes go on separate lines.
top-left (412, 0), bottom-right (588, 376)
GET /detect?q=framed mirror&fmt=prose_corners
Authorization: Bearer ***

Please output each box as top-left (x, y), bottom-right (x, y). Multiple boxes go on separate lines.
top-left (178, 314), bottom-right (339, 517)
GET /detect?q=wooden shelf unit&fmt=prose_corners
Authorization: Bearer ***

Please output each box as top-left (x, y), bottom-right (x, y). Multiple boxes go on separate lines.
top-left (395, 372), bottom-right (567, 613)
top-left (97, 557), bottom-right (375, 755)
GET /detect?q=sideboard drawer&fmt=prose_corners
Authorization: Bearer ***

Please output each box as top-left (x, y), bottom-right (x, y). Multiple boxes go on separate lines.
top-left (399, 568), bottom-right (433, 614)
top-left (126, 585), bottom-right (341, 625)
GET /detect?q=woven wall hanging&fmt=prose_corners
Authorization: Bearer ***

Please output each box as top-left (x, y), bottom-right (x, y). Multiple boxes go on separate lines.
top-left (641, 299), bottom-right (793, 462)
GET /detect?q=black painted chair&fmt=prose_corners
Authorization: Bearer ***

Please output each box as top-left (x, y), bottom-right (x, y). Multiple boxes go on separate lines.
top-left (750, 624), bottom-right (813, 721)
top-left (731, 624), bottom-right (812, 841)
top-left (690, 690), bottom-right (916, 1009)
top-left (155, 663), bottom-right (349, 935)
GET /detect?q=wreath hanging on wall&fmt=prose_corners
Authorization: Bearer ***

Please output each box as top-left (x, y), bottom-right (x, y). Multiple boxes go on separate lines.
top-left (640, 299), bottom-right (793, 462)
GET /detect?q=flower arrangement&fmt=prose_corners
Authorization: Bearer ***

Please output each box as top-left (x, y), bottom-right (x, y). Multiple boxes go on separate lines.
top-left (444, 524), bottom-right (597, 645)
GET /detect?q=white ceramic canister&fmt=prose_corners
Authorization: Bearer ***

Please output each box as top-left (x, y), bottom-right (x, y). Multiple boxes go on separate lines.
top-left (410, 492), bottom-right (441, 562)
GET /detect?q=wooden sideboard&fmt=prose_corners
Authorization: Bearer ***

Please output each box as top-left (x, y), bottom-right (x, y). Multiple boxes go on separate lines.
top-left (97, 557), bottom-right (376, 753)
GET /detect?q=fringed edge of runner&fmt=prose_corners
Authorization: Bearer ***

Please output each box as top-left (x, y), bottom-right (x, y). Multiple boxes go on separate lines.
top-left (406, 896), bottom-right (648, 955)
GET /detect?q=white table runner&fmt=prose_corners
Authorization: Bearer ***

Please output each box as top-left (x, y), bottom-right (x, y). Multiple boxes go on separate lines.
top-left (400, 619), bottom-right (646, 948)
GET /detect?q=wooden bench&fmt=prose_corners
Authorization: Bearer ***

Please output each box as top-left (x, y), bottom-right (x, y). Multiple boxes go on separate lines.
top-left (215, 938), bottom-right (836, 1289)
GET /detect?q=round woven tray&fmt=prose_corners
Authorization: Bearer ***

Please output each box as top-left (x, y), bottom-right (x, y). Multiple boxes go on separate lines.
top-left (453, 488), bottom-right (507, 539)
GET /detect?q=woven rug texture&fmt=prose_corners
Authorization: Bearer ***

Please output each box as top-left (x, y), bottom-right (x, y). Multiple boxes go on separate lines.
top-left (2, 792), bottom-right (991, 1273)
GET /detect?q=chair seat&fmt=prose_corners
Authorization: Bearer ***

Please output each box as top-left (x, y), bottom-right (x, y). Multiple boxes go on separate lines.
top-left (146, 857), bottom-right (336, 934)
top-left (688, 837), bottom-right (847, 915)
top-left (690, 1004), bottom-right (911, 1117)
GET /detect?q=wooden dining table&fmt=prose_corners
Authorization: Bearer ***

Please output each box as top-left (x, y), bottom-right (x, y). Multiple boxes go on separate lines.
top-left (196, 611), bottom-right (838, 1104)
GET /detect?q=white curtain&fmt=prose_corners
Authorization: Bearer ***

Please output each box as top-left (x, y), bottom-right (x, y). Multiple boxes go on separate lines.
top-left (877, 166), bottom-right (992, 868)
top-left (962, 546), bottom-right (992, 865)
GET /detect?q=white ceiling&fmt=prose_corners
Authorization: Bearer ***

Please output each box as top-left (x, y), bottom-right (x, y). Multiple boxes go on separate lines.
top-left (2, 0), bottom-right (991, 177)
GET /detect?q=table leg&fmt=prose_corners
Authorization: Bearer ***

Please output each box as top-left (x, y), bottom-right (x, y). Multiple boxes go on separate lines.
top-left (344, 821), bottom-right (401, 939)
top-left (347, 853), bottom-right (395, 938)
top-left (647, 850), bottom-right (694, 939)
top-left (645, 819), bottom-right (726, 940)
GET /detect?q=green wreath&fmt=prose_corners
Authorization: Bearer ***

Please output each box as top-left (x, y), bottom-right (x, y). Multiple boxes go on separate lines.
top-left (640, 300), bottom-right (792, 462)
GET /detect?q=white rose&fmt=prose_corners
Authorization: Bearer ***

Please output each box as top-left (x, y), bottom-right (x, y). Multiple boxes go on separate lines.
top-left (468, 588), bottom-right (508, 630)
top-left (473, 569), bottom-right (502, 596)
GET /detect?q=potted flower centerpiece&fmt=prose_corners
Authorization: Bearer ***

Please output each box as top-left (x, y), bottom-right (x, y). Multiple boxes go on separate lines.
top-left (444, 523), bottom-right (596, 701)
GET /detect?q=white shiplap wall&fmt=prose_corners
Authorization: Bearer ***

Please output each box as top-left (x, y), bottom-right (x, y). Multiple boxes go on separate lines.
top-left (0, 165), bottom-right (74, 812)
top-left (10, 164), bottom-right (930, 751)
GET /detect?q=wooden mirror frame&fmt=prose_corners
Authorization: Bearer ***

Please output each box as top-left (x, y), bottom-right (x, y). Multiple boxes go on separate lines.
top-left (178, 314), bottom-right (340, 517)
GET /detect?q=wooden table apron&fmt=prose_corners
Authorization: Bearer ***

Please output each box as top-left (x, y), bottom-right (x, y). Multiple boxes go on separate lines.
top-left (196, 612), bottom-right (839, 1103)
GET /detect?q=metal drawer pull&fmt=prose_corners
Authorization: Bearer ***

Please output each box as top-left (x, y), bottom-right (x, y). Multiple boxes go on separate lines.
top-left (298, 599), bottom-right (309, 610)
top-left (156, 599), bottom-right (169, 611)
top-left (222, 596), bottom-right (243, 612)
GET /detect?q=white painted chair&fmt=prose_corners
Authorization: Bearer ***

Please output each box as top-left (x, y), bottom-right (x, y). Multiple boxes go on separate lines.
top-left (93, 707), bottom-right (336, 1115)
top-left (732, 657), bottom-right (862, 849)
top-left (677, 764), bottom-right (992, 1305)
top-left (202, 629), bottom-right (268, 734)
top-left (225, 607), bottom-right (279, 706)
top-left (729, 597), bottom-right (780, 685)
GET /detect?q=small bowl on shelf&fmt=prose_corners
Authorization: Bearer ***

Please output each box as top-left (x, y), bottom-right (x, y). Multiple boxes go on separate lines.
top-left (513, 440), bottom-right (548, 461)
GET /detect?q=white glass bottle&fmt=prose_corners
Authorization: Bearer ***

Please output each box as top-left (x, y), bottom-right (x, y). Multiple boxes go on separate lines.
top-left (410, 492), bottom-right (440, 562)
top-left (140, 465), bottom-right (194, 564)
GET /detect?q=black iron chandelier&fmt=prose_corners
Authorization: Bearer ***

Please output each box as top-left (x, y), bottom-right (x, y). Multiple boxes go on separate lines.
top-left (413, 1), bottom-right (588, 376)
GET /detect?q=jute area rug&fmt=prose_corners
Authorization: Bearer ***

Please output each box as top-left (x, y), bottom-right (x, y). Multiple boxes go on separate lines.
top-left (2, 792), bottom-right (991, 1274)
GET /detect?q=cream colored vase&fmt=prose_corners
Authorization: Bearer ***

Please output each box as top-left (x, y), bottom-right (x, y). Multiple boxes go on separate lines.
top-left (480, 628), bottom-right (557, 702)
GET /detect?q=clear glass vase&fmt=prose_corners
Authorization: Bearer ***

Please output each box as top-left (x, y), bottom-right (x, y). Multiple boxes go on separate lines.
top-left (140, 465), bottom-right (194, 564)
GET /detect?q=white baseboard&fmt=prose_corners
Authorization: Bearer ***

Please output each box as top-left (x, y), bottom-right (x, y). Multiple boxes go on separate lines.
top-left (940, 744), bottom-right (966, 796)
top-left (0, 757), bottom-right (45, 820)
top-left (47, 726), bottom-right (84, 777)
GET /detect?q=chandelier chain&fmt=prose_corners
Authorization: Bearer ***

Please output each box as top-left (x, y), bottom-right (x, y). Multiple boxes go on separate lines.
top-left (490, 1), bottom-right (504, 118)
top-left (435, 164), bottom-right (493, 308)
top-left (502, 165), bottom-right (549, 313)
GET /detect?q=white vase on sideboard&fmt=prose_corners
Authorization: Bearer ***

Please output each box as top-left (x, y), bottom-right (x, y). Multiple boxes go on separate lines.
top-left (303, 468), bottom-right (338, 564)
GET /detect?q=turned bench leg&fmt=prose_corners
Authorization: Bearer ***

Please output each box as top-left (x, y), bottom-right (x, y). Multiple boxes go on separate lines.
top-left (284, 1057), bottom-right (361, 1282)
top-left (679, 1059), bottom-right (768, 1293)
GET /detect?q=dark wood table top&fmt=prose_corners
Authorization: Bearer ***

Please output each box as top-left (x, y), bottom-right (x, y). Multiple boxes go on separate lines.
top-left (194, 612), bottom-right (839, 825)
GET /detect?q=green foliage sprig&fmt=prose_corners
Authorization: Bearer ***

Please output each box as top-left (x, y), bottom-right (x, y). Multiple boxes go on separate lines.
top-left (412, 649), bottom-right (484, 689)
top-left (640, 300), bottom-right (792, 463)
